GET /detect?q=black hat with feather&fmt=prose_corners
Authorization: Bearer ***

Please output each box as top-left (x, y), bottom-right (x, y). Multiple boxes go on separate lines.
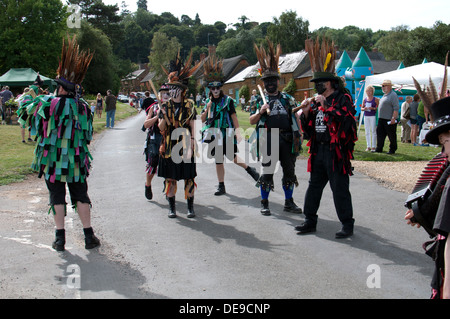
top-left (254, 38), bottom-right (281, 80)
top-left (306, 37), bottom-right (338, 83)
top-left (55, 35), bottom-right (94, 94)
top-left (423, 52), bottom-right (450, 145)
top-left (162, 50), bottom-right (200, 90)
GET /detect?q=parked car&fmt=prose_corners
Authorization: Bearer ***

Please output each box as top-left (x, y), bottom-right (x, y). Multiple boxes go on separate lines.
top-left (117, 94), bottom-right (129, 103)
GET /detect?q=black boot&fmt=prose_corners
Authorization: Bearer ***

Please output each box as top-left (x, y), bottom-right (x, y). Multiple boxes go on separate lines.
top-left (284, 198), bottom-right (303, 214)
top-left (260, 199), bottom-right (271, 216)
top-left (246, 166), bottom-right (260, 182)
top-left (52, 229), bottom-right (65, 251)
top-left (168, 196), bottom-right (176, 218)
top-left (145, 184), bottom-right (153, 200)
top-left (214, 182), bottom-right (226, 196)
top-left (84, 227), bottom-right (100, 249)
top-left (187, 197), bottom-right (195, 218)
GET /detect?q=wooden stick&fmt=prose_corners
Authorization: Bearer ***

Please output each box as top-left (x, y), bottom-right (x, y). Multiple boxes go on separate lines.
top-left (257, 84), bottom-right (270, 115)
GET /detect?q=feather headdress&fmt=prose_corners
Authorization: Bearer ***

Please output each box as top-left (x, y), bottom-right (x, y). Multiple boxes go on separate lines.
top-left (413, 52), bottom-right (449, 122)
top-left (162, 50), bottom-right (200, 89)
top-left (254, 38), bottom-right (282, 79)
top-left (203, 54), bottom-right (224, 87)
top-left (305, 37), bottom-right (337, 82)
top-left (56, 35), bottom-right (94, 93)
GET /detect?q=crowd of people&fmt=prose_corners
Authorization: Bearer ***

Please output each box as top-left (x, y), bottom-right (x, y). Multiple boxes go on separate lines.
top-left (10, 33), bottom-right (450, 298)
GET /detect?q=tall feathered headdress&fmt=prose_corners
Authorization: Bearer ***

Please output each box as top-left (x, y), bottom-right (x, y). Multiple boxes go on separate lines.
top-left (305, 37), bottom-right (337, 82)
top-left (413, 52), bottom-right (448, 122)
top-left (254, 38), bottom-right (282, 79)
top-left (162, 50), bottom-right (200, 89)
top-left (204, 54), bottom-right (224, 87)
top-left (56, 35), bottom-right (94, 93)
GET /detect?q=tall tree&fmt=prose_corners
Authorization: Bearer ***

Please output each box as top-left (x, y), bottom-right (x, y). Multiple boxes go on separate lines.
top-left (75, 21), bottom-right (118, 93)
top-left (148, 31), bottom-right (181, 84)
top-left (0, 0), bottom-right (67, 76)
top-left (267, 10), bottom-right (309, 53)
top-left (136, 0), bottom-right (147, 11)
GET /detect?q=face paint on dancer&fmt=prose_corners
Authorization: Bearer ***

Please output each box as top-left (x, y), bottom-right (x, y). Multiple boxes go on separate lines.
top-left (210, 86), bottom-right (221, 99)
top-left (169, 85), bottom-right (182, 100)
top-left (263, 77), bottom-right (278, 94)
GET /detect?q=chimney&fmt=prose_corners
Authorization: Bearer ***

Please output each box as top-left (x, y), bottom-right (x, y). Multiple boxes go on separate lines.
top-left (208, 45), bottom-right (216, 56)
top-left (200, 53), bottom-right (206, 61)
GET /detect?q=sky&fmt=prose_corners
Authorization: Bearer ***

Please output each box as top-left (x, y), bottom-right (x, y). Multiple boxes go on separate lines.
top-left (103, 0), bottom-right (449, 31)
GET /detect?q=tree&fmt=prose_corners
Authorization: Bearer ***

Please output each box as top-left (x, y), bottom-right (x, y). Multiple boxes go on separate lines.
top-left (136, 0), bottom-right (147, 11)
top-left (0, 0), bottom-right (67, 76)
top-left (148, 31), bottom-right (181, 84)
top-left (283, 79), bottom-right (296, 96)
top-left (75, 22), bottom-right (118, 94)
top-left (267, 10), bottom-right (309, 53)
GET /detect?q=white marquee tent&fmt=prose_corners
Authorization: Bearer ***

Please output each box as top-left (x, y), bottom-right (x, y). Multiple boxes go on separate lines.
top-left (363, 62), bottom-right (449, 99)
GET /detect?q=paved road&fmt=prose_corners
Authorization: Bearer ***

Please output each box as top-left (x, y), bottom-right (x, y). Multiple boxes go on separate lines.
top-left (0, 112), bottom-right (434, 300)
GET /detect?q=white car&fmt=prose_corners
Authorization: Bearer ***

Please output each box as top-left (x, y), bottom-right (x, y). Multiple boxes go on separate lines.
top-left (117, 95), bottom-right (129, 103)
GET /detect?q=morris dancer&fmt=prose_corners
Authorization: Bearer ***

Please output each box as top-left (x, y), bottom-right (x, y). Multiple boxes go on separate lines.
top-left (249, 38), bottom-right (303, 216)
top-left (17, 35), bottom-right (100, 251)
top-left (295, 38), bottom-right (357, 238)
top-left (200, 55), bottom-right (259, 196)
top-left (404, 54), bottom-right (450, 298)
top-left (158, 51), bottom-right (200, 218)
top-left (143, 84), bottom-right (169, 200)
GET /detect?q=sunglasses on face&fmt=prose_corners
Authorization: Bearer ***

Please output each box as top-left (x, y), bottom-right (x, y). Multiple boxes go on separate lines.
top-left (210, 87), bottom-right (221, 91)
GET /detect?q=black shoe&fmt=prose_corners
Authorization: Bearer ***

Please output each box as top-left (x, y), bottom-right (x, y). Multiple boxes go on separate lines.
top-left (284, 198), bottom-right (302, 214)
top-left (145, 185), bottom-right (153, 200)
top-left (168, 196), bottom-right (176, 218)
top-left (295, 222), bottom-right (316, 234)
top-left (387, 151), bottom-right (395, 155)
top-left (85, 234), bottom-right (101, 249)
top-left (84, 227), bottom-right (100, 249)
top-left (187, 197), bottom-right (195, 218)
top-left (214, 183), bottom-right (226, 196)
top-left (260, 199), bottom-right (271, 216)
top-left (335, 228), bottom-right (353, 239)
top-left (246, 166), bottom-right (260, 182)
top-left (52, 229), bottom-right (65, 251)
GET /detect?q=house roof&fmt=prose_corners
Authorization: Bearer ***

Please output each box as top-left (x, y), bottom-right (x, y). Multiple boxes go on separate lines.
top-left (122, 68), bottom-right (147, 81)
top-left (225, 51), bottom-right (309, 84)
top-left (245, 51), bottom-right (308, 78)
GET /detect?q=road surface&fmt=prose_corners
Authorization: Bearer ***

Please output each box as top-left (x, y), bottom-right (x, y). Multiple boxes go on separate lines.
top-left (0, 112), bottom-right (434, 300)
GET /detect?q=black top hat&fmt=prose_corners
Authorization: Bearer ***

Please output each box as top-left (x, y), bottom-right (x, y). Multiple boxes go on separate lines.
top-left (425, 96), bottom-right (450, 145)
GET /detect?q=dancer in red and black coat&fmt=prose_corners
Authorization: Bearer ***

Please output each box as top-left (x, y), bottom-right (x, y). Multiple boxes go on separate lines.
top-left (295, 38), bottom-right (357, 239)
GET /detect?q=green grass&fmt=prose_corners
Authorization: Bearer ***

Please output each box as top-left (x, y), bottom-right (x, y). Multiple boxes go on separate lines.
top-left (234, 108), bottom-right (440, 162)
top-left (0, 101), bottom-right (137, 185)
top-left (0, 103), bottom-right (439, 186)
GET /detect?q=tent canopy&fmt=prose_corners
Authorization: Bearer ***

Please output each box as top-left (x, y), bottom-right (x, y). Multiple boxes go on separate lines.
top-left (0, 68), bottom-right (56, 90)
top-left (364, 62), bottom-right (449, 97)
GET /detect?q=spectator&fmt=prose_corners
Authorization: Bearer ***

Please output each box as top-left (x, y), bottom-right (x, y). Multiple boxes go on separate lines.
top-left (240, 95), bottom-right (246, 110)
top-left (375, 79), bottom-right (399, 154)
top-left (361, 85), bottom-right (378, 152)
top-left (0, 86), bottom-right (13, 125)
top-left (400, 96), bottom-right (412, 143)
top-left (105, 90), bottom-right (117, 129)
top-left (96, 93), bottom-right (103, 118)
top-left (410, 94), bottom-right (420, 145)
top-left (141, 91), bottom-right (155, 114)
top-left (196, 92), bottom-right (201, 108)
